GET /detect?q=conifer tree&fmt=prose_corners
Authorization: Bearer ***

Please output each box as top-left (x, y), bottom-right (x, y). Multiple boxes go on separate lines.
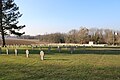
top-left (0, 0), bottom-right (25, 47)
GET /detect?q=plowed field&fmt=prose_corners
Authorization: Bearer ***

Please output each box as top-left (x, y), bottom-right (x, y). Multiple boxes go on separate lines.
top-left (0, 39), bottom-right (37, 45)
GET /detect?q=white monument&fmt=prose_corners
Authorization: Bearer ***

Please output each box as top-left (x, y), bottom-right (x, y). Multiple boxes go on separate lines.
top-left (40, 51), bottom-right (44, 60)
top-left (26, 49), bottom-right (29, 58)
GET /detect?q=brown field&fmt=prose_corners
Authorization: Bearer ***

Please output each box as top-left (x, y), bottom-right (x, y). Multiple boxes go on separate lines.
top-left (0, 39), bottom-right (38, 45)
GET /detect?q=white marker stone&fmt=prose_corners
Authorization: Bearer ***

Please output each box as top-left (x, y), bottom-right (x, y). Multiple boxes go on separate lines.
top-left (6, 49), bottom-right (9, 55)
top-left (15, 49), bottom-right (17, 56)
top-left (26, 50), bottom-right (29, 58)
top-left (48, 46), bottom-right (51, 52)
top-left (70, 47), bottom-right (73, 54)
top-left (40, 51), bottom-right (44, 60)
top-left (57, 46), bottom-right (61, 52)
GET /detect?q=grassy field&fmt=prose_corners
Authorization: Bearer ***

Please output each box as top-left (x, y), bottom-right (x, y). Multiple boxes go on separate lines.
top-left (0, 53), bottom-right (120, 80)
top-left (0, 39), bottom-right (120, 79)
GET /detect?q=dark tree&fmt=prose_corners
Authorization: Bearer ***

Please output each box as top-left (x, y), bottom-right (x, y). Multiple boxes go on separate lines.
top-left (0, 0), bottom-right (25, 47)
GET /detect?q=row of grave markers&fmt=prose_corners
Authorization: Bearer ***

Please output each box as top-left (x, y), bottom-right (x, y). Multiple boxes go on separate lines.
top-left (0, 45), bottom-right (78, 55)
top-left (48, 46), bottom-right (77, 53)
top-left (5, 49), bottom-right (45, 61)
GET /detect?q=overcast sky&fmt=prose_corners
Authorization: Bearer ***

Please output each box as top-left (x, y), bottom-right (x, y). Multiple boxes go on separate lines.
top-left (15, 0), bottom-right (120, 35)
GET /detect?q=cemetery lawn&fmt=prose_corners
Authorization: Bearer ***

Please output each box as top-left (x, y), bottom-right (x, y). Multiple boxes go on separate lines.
top-left (0, 54), bottom-right (120, 80)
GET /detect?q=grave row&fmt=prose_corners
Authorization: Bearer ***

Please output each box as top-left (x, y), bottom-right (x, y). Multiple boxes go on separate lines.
top-left (0, 45), bottom-right (78, 55)
top-left (3, 49), bottom-right (45, 61)
top-left (48, 46), bottom-right (77, 53)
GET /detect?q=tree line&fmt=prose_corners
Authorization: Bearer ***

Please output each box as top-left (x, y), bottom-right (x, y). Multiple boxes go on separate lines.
top-left (34, 27), bottom-right (120, 45)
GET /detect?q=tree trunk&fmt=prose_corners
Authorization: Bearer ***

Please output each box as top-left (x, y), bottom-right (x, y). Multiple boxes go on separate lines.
top-left (0, 0), bottom-right (6, 47)
top-left (1, 27), bottom-right (5, 47)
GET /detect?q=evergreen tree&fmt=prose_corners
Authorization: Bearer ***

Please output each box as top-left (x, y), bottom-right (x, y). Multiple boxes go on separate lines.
top-left (0, 0), bottom-right (25, 47)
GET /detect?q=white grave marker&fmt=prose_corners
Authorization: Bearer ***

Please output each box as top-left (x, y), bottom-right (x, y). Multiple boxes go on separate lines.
top-left (31, 45), bottom-right (34, 50)
top-left (48, 46), bottom-right (51, 52)
top-left (26, 49), bottom-right (29, 58)
top-left (40, 51), bottom-right (44, 60)
top-left (70, 47), bottom-right (74, 54)
top-left (6, 49), bottom-right (9, 55)
top-left (57, 46), bottom-right (61, 52)
top-left (15, 49), bottom-right (17, 56)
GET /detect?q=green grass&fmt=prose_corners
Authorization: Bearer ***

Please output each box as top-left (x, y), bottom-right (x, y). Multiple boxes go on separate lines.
top-left (0, 53), bottom-right (120, 80)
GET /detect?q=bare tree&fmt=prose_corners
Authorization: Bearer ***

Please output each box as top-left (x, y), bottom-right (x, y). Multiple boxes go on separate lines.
top-left (65, 29), bottom-right (78, 43)
top-left (78, 27), bottom-right (89, 44)
top-left (104, 29), bottom-right (113, 45)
